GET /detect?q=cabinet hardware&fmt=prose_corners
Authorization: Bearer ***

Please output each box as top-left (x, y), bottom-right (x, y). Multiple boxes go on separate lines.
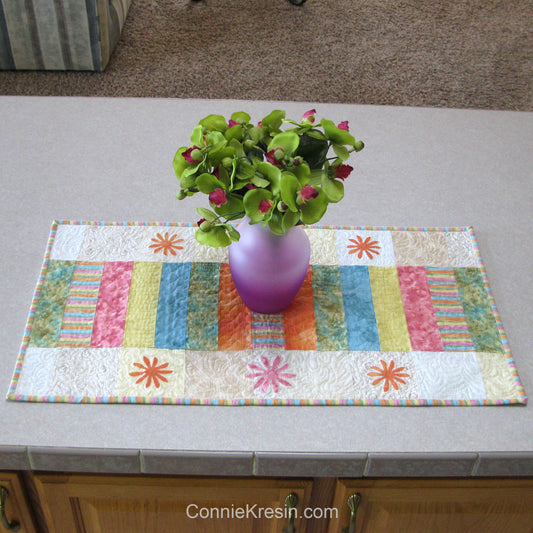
top-left (0, 487), bottom-right (20, 532)
top-left (283, 492), bottom-right (298, 533)
top-left (342, 492), bottom-right (361, 533)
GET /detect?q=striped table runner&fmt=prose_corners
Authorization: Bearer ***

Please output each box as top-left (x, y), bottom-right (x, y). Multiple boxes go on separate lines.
top-left (7, 221), bottom-right (527, 406)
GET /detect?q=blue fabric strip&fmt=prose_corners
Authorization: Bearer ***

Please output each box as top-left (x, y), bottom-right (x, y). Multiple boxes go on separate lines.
top-left (155, 262), bottom-right (191, 349)
top-left (340, 265), bottom-right (380, 350)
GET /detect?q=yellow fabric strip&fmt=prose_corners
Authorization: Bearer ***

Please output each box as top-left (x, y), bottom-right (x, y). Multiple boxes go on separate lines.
top-left (369, 267), bottom-right (412, 352)
top-left (123, 262), bottom-right (162, 348)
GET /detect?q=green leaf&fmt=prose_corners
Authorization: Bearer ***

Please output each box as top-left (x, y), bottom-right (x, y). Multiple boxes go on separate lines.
top-left (268, 211), bottom-right (285, 235)
top-left (291, 161), bottom-right (311, 185)
top-left (204, 131), bottom-right (226, 147)
top-left (190, 124), bottom-right (203, 146)
top-left (196, 207), bottom-right (217, 222)
top-left (196, 173), bottom-right (225, 194)
top-left (267, 131), bottom-right (300, 156)
top-left (280, 172), bottom-right (300, 212)
top-left (172, 147), bottom-right (189, 179)
top-left (282, 209), bottom-right (301, 231)
top-left (321, 175), bottom-right (344, 203)
top-left (235, 159), bottom-right (255, 181)
top-left (295, 132), bottom-right (329, 169)
top-left (226, 224), bottom-right (241, 241)
top-left (206, 145), bottom-right (234, 167)
top-left (247, 125), bottom-right (262, 144)
top-left (199, 114), bottom-right (227, 132)
top-left (228, 138), bottom-right (245, 158)
top-left (195, 225), bottom-right (231, 247)
top-left (213, 194), bottom-right (244, 217)
top-left (260, 110), bottom-right (285, 132)
top-left (225, 124), bottom-right (243, 141)
top-left (320, 119), bottom-right (356, 146)
top-left (230, 111), bottom-right (251, 124)
top-left (333, 144), bottom-right (350, 161)
top-left (243, 188), bottom-right (273, 223)
top-left (217, 165), bottom-right (231, 188)
top-left (250, 175), bottom-right (270, 188)
top-left (255, 161), bottom-right (281, 195)
top-left (300, 188), bottom-right (328, 224)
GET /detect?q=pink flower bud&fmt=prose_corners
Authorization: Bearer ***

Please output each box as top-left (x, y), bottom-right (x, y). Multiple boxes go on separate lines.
top-left (266, 149), bottom-right (283, 167)
top-left (209, 188), bottom-right (227, 207)
top-left (258, 200), bottom-right (273, 214)
top-left (302, 109), bottom-right (316, 123)
top-left (338, 121), bottom-right (349, 131)
top-left (228, 119), bottom-right (239, 128)
top-left (298, 185), bottom-right (319, 204)
top-left (183, 146), bottom-right (202, 163)
top-left (334, 164), bottom-right (354, 181)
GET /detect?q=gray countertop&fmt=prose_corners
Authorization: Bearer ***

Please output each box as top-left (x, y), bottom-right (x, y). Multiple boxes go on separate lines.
top-left (1, 97), bottom-right (532, 477)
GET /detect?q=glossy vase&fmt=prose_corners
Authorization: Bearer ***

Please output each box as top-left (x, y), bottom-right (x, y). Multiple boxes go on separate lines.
top-left (228, 217), bottom-right (311, 314)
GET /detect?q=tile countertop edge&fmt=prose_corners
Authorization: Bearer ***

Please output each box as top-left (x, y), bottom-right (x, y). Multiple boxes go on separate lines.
top-left (1, 447), bottom-right (532, 477)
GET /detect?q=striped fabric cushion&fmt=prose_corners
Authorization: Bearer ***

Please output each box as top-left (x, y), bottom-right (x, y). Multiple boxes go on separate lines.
top-left (0, 0), bottom-right (131, 71)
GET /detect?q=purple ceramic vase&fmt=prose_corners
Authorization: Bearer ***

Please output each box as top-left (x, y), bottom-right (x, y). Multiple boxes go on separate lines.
top-left (228, 217), bottom-right (311, 314)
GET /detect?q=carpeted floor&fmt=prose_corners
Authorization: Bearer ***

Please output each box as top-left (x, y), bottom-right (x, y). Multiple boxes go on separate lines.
top-left (1, 0), bottom-right (532, 110)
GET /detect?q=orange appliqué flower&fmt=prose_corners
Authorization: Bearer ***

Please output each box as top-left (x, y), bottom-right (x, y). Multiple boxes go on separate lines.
top-left (149, 232), bottom-right (184, 256)
top-left (347, 235), bottom-right (381, 259)
top-left (367, 360), bottom-right (410, 393)
top-left (129, 356), bottom-right (173, 388)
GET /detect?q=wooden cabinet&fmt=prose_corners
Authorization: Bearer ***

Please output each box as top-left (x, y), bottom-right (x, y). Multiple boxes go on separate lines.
top-left (34, 475), bottom-right (312, 533)
top-left (0, 473), bottom-right (37, 533)
top-left (4, 472), bottom-right (533, 533)
top-left (328, 479), bottom-right (533, 533)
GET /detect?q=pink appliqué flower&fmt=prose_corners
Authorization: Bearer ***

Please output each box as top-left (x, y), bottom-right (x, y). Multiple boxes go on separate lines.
top-left (298, 185), bottom-right (319, 204)
top-left (209, 188), bottom-right (227, 207)
top-left (258, 199), bottom-right (272, 213)
top-left (183, 146), bottom-right (201, 163)
top-left (247, 355), bottom-right (296, 393)
top-left (337, 120), bottom-right (349, 131)
top-left (228, 119), bottom-right (239, 128)
top-left (334, 164), bottom-right (354, 181)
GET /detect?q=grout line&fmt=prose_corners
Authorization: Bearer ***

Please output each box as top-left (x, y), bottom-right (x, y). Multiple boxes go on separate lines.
top-left (470, 453), bottom-right (481, 476)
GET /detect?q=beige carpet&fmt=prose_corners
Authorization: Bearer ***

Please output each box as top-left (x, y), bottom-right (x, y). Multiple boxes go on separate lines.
top-left (1, 0), bottom-right (532, 110)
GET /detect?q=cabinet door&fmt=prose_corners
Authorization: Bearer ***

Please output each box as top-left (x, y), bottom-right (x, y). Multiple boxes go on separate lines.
top-left (328, 478), bottom-right (533, 533)
top-left (0, 473), bottom-right (37, 533)
top-left (35, 475), bottom-right (312, 533)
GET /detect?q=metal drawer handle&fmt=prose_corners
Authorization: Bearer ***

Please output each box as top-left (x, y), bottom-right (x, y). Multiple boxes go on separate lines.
top-left (283, 493), bottom-right (299, 533)
top-left (0, 487), bottom-right (20, 532)
top-left (342, 493), bottom-right (362, 533)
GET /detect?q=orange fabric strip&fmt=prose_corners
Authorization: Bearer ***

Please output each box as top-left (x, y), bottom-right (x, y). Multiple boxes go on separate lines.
top-left (218, 263), bottom-right (252, 350)
top-left (283, 267), bottom-right (317, 350)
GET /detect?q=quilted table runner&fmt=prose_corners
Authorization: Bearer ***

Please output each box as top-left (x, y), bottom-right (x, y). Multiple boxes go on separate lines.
top-left (7, 221), bottom-right (527, 406)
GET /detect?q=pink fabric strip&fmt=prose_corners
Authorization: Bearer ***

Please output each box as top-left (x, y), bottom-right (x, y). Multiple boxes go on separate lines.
top-left (91, 261), bottom-right (133, 347)
top-left (397, 266), bottom-right (443, 351)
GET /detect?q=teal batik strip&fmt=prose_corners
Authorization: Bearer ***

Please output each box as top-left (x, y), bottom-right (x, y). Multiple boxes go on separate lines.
top-left (155, 262), bottom-right (191, 349)
top-left (186, 262), bottom-right (221, 350)
top-left (312, 265), bottom-right (349, 351)
top-left (340, 265), bottom-right (380, 350)
top-left (455, 267), bottom-right (504, 353)
top-left (28, 260), bottom-right (76, 347)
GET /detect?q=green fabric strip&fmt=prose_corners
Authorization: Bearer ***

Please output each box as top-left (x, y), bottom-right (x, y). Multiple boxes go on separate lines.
top-left (29, 260), bottom-right (75, 347)
top-left (186, 262), bottom-right (221, 350)
top-left (455, 268), bottom-right (504, 353)
top-left (312, 265), bottom-right (349, 351)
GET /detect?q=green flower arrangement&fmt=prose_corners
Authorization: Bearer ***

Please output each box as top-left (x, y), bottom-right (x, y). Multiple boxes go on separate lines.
top-left (173, 109), bottom-right (364, 247)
